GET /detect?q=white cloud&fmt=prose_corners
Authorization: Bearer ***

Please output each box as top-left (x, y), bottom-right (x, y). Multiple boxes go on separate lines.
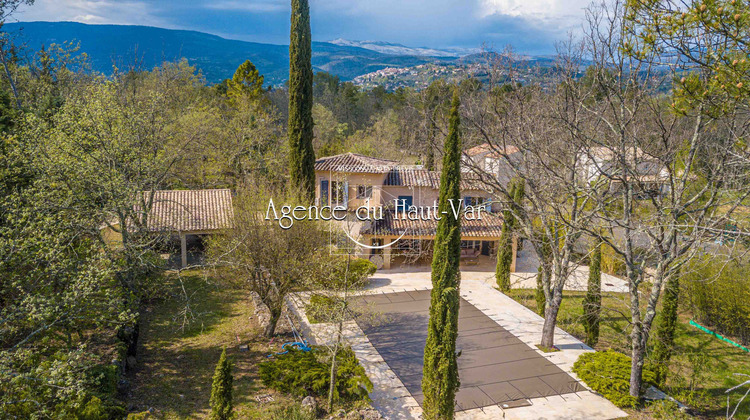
top-left (480, 0), bottom-right (589, 24)
top-left (206, 0), bottom-right (287, 13)
top-left (14, 0), bottom-right (168, 27)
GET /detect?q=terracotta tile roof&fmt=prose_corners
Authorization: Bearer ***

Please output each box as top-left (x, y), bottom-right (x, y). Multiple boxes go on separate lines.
top-left (361, 210), bottom-right (503, 238)
top-left (384, 168), bottom-right (488, 191)
top-left (143, 189), bottom-right (234, 232)
top-left (384, 168), bottom-right (436, 188)
top-left (465, 143), bottom-right (520, 158)
top-left (314, 152), bottom-right (398, 173)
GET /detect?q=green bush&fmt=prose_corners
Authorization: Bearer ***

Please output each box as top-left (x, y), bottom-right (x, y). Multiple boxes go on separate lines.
top-left (682, 256), bottom-right (750, 345)
top-left (334, 347), bottom-right (373, 401)
top-left (321, 257), bottom-right (376, 289)
top-left (572, 350), bottom-right (657, 408)
top-left (306, 294), bottom-right (346, 324)
top-left (259, 347), bottom-right (372, 402)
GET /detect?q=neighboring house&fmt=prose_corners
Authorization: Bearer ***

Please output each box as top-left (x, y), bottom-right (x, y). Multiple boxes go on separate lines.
top-left (578, 147), bottom-right (670, 197)
top-left (314, 152), bottom-right (515, 269)
top-left (142, 189), bottom-right (234, 267)
top-left (462, 143), bottom-right (521, 187)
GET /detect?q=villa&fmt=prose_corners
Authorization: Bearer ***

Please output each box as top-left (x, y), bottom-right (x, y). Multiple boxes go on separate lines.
top-left (578, 146), bottom-right (670, 197)
top-left (314, 152), bottom-right (517, 269)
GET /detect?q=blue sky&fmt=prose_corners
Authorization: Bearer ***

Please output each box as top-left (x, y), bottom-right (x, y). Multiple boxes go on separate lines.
top-left (15, 0), bottom-right (593, 54)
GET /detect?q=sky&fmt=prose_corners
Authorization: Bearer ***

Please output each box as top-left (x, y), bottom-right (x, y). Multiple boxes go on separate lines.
top-left (14, 0), bottom-right (594, 54)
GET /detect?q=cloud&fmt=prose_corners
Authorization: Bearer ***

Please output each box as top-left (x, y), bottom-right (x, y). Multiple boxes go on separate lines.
top-left (14, 0), bottom-right (169, 27)
top-left (480, 0), bottom-right (589, 25)
top-left (13, 0), bottom-right (584, 54)
top-left (205, 0), bottom-right (287, 13)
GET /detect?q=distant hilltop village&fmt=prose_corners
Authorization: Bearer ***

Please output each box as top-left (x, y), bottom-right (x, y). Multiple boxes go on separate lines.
top-left (352, 61), bottom-right (553, 90)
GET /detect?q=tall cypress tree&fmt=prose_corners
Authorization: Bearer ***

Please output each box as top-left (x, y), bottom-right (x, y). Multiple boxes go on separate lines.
top-left (288, 0), bottom-right (315, 201)
top-left (652, 270), bottom-right (679, 386)
top-left (496, 181), bottom-right (517, 292)
top-left (496, 179), bottom-right (524, 292)
top-left (209, 347), bottom-right (233, 420)
top-left (421, 90), bottom-right (462, 420)
top-left (583, 241), bottom-right (602, 347)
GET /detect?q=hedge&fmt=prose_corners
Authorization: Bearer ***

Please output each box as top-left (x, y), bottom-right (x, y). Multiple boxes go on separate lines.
top-left (259, 347), bottom-right (372, 402)
top-left (682, 256), bottom-right (750, 345)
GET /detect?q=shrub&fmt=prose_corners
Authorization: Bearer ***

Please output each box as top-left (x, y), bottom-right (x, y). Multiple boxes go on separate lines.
top-left (682, 256), bottom-right (750, 345)
top-left (321, 257), bottom-right (377, 289)
top-left (306, 294), bottom-right (345, 324)
top-left (209, 348), bottom-right (233, 420)
top-left (572, 350), bottom-right (657, 408)
top-left (259, 347), bottom-right (372, 402)
top-left (334, 347), bottom-right (373, 401)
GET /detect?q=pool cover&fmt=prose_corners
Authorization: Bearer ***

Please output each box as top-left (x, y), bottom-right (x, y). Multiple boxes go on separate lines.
top-left (353, 290), bottom-right (586, 412)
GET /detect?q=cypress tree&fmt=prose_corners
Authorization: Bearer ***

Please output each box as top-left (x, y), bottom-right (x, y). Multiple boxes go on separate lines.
top-left (583, 242), bottom-right (602, 347)
top-left (652, 270), bottom-right (679, 386)
top-left (421, 90), bottom-right (462, 420)
top-left (209, 347), bottom-right (233, 420)
top-left (495, 181), bottom-right (516, 292)
top-left (496, 179), bottom-right (524, 292)
top-left (288, 0), bottom-right (316, 202)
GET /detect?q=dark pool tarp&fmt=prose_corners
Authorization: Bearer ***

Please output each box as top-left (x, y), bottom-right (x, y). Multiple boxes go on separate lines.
top-left (354, 290), bottom-right (586, 411)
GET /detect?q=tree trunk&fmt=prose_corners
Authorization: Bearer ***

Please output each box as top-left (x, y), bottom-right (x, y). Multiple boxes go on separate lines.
top-left (328, 321), bottom-right (343, 412)
top-left (263, 308), bottom-right (281, 337)
top-left (630, 326), bottom-right (645, 398)
top-left (328, 347), bottom-right (339, 412)
top-left (628, 269), bottom-right (644, 398)
top-left (540, 299), bottom-right (561, 348)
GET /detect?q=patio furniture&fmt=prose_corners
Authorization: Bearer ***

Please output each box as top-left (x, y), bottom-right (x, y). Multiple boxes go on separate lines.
top-left (460, 248), bottom-right (480, 259)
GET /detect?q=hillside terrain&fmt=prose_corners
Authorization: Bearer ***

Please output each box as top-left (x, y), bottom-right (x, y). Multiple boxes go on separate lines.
top-left (4, 22), bottom-right (456, 84)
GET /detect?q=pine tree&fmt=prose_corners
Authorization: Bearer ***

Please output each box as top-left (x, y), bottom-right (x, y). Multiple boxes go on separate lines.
top-left (210, 347), bottom-right (233, 420)
top-left (495, 181), bottom-right (516, 292)
top-left (288, 0), bottom-right (316, 202)
top-left (421, 90), bottom-right (462, 420)
top-left (583, 242), bottom-right (602, 347)
top-left (227, 60), bottom-right (265, 105)
top-left (651, 270), bottom-right (679, 386)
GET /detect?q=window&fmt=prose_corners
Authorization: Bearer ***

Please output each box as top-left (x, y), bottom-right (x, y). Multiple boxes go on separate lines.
top-left (356, 185), bottom-right (372, 199)
top-left (396, 195), bottom-right (413, 212)
top-left (331, 181), bottom-right (347, 205)
top-left (463, 196), bottom-right (487, 206)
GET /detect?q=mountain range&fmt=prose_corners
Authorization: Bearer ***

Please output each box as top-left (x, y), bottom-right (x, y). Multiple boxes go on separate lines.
top-left (4, 21), bottom-right (460, 84)
top-left (328, 38), bottom-right (471, 58)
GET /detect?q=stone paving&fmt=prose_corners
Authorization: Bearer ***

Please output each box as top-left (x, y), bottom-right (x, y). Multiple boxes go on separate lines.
top-left (286, 266), bottom-right (628, 420)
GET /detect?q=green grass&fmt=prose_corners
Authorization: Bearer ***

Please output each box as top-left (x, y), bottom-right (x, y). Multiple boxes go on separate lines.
top-left (127, 271), bottom-right (298, 419)
top-left (507, 289), bottom-right (750, 419)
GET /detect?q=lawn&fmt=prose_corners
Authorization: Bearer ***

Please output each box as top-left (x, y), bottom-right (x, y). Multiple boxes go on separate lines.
top-left (126, 270), bottom-right (299, 419)
top-left (507, 289), bottom-right (750, 418)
